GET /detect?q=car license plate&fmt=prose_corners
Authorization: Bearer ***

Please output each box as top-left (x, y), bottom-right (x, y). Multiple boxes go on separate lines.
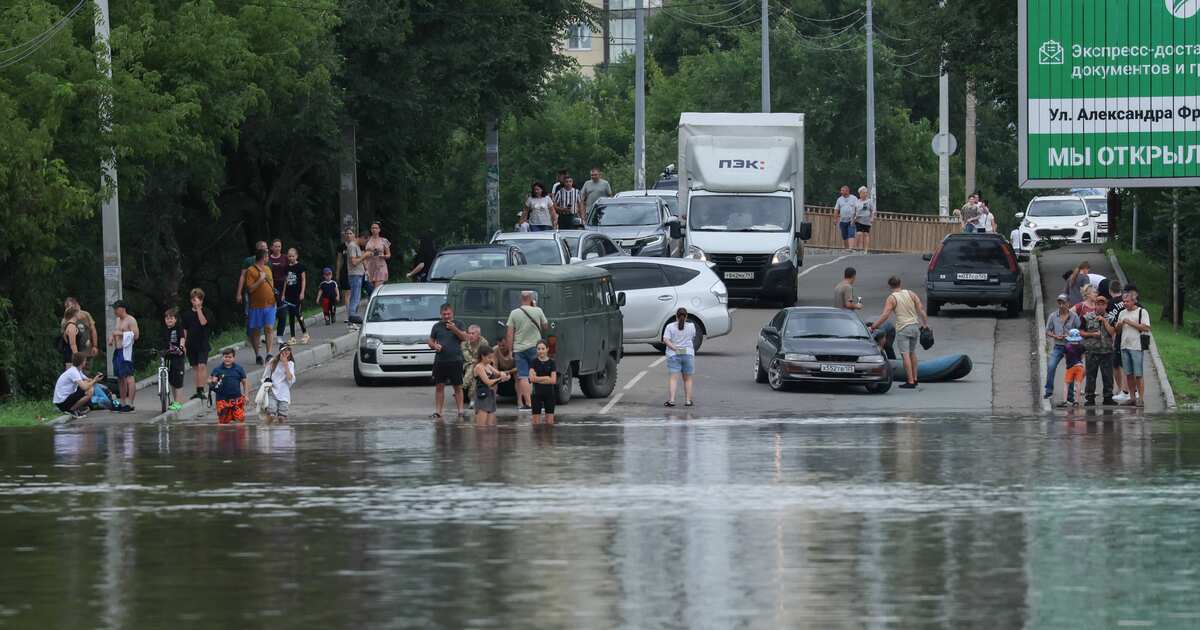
top-left (956, 273), bottom-right (988, 280)
top-left (724, 271), bottom-right (754, 280)
top-left (819, 363), bottom-right (855, 374)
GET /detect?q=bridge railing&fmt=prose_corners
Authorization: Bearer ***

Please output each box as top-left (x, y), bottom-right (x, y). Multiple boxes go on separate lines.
top-left (803, 205), bottom-right (959, 253)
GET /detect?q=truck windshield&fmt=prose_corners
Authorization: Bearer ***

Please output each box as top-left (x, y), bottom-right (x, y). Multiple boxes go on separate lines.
top-left (688, 196), bottom-right (791, 232)
top-left (589, 203), bottom-right (659, 226)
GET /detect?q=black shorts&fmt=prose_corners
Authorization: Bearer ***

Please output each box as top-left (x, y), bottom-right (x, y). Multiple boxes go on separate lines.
top-left (432, 361), bottom-right (464, 386)
top-left (854, 222), bottom-right (872, 233)
top-left (55, 387), bottom-right (87, 413)
top-left (186, 342), bottom-right (210, 367)
top-left (532, 394), bottom-right (556, 414)
top-left (168, 355), bottom-right (186, 388)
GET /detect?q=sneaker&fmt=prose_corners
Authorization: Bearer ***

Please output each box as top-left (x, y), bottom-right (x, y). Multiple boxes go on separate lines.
top-left (70, 408), bottom-right (90, 419)
top-left (1056, 401), bottom-right (1071, 408)
top-left (168, 402), bottom-right (183, 412)
top-left (1084, 398), bottom-right (1096, 407)
top-left (1043, 391), bottom-right (1053, 399)
top-left (265, 354), bottom-right (273, 364)
top-left (898, 383), bottom-right (917, 389)
top-left (118, 404), bottom-right (134, 413)
top-left (190, 391), bottom-right (205, 400)
top-left (1113, 391), bottom-right (1130, 402)
top-left (1102, 398), bottom-right (1117, 406)
top-left (300, 334), bottom-right (310, 345)
top-left (520, 405), bottom-right (532, 412)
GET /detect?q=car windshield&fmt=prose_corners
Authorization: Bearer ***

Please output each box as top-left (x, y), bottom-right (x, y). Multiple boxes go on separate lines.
top-left (1028, 199), bottom-right (1086, 217)
top-left (785, 313), bottom-right (870, 339)
top-left (689, 195), bottom-right (791, 232)
top-left (366, 294), bottom-right (443, 322)
top-left (428, 252), bottom-right (508, 280)
top-left (1083, 198), bottom-right (1107, 215)
top-left (589, 203), bottom-right (659, 226)
top-left (498, 239), bottom-right (562, 264)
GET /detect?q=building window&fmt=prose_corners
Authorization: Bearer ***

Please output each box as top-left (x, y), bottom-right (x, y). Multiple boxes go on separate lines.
top-left (567, 23), bottom-right (592, 51)
top-left (609, 17), bottom-right (634, 59)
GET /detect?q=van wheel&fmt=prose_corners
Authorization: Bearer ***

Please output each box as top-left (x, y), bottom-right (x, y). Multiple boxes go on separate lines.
top-left (581, 355), bottom-right (618, 398)
top-left (927, 299), bottom-right (942, 316)
top-left (555, 364), bottom-right (573, 405)
top-left (353, 357), bottom-right (370, 387)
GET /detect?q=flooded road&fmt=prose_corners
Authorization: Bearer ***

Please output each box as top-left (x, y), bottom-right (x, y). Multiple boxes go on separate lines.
top-left (3, 413), bottom-right (1200, 628)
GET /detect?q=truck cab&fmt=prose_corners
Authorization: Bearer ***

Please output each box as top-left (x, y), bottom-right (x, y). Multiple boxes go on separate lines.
top-left (678, 113), bottom-right (810, 306)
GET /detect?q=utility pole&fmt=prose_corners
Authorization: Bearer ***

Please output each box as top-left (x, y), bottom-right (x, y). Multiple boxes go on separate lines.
top-left (864, 0), bottom-right (877, 205)
top-left (1173, 189), bottom-right (1180, 330)
top-left (633, 0), bottom-right (646, 189)
top-left (761, 0), bottom-right (770, 113)
top-left (937, 0), bottom-right (949, 217)
top-left (485, 114), bottom-right (501, 235)
top-left (339, 124), bottom-right (359, 232)
top-left (965, 81), bottom-right (977, 199)
top-left (96, 0), bottom-right (123, 374)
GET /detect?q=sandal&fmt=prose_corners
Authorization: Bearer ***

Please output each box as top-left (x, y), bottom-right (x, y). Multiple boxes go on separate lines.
top-left (664, 401), bottom-right (676, 407)
top-left (430, 412), bottom-right (442, 419)
top-left (685, 401), bottom-right (694, 407)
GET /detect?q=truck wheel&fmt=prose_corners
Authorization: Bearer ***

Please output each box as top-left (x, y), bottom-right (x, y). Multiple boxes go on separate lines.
top-left (555, 363), bottom-right (573, 405)
top-left (353, 357), bottom-right (370, 387)
top-left (580, 355), bottom-right (618, 398)
top-left (927, 299), bottom-right (942, 316)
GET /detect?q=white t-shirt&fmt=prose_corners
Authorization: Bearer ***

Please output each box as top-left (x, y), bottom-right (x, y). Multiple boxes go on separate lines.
top-left (977, 211), bottom-right (994, 232)
top-left (834, 195), bottom-right (860, 222)
top-left (1010, 228), bottom-right (1022, 249)
top-left (663, 322), bottom-right (697, 357)
top-left (1117, 307), bottom-right (1150, 351)
top-left (269, 360), bottom-right (297, 402)
top-left (526, 196), bottom-right (553, 226)
top-left (53, 367), bottom-right (85, 404)
top-left (1087, 273), bottom-right (1106, 289)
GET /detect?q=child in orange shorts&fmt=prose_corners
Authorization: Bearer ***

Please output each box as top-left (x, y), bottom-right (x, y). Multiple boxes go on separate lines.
top-left (209, 348), bottom-right (248, 424)
top-left (1061, 329), bottom-right (1085, 407)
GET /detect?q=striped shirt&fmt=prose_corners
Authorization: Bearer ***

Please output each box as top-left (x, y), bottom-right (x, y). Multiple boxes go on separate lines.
top-left (553, 187), bottom-right (581, 215)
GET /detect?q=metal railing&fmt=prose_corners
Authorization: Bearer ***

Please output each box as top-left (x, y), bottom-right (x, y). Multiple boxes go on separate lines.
top-left (803, 205), bottom-right (959, 253)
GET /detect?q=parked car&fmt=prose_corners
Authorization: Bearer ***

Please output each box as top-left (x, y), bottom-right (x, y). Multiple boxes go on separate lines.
top-left (1080, 195), bottom-right (1108, 242)
top-left (754, 307), bottom-right (892, 393)
top-left (615, 189), bottom-right (682, 218)
top-left (556, 230), bottom-right (626, 261)
top-left (448, 265), bottom-right (624, 404)
top-left (491, 231), bottom-right (573, 265)
top-left (352, 283), bottom-right (447, 385)
top-left (584, 257), bottom-right (730, 353)
top-left (587, 196), bottom-right (684, 257)
top-left (1014, 195), bottom-right (1100, 249)
top-left (427, 244), bottom-right (526, 282)
top-left (923, 232), bottom-right (1027, 317)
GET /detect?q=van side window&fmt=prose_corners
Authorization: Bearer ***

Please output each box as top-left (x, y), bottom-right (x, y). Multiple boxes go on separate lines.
top-left (581, 281), bottom-right (600, 310)
top-left (503, 289), bottom-right (539, 311)
top-left (462, 287), bottom-right (496, 313)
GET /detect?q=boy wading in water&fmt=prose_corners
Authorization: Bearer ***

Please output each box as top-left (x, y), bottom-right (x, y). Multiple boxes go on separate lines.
top-left (210, 348), bottom-right (248, 424)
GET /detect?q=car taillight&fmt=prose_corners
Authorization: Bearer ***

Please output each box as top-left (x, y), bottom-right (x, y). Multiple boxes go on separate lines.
top-left (1002, 244), bottom-right (1019, 273)
top-left (927, 245), bottom-right (942, 271)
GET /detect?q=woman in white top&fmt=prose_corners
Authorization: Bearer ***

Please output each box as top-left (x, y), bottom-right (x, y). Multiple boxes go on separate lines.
top-left (521, 182), bottom-right (556, 232)
top-left (264, 345), bottom-right (297, 423)
top-left (663, 308), bottom-right (697, 407)
top-left (977, 202), bottom-right (995, 233)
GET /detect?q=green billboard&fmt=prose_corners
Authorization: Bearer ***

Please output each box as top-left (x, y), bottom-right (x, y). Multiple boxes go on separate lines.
top-left (1020, 0), bottom-right (1200, 187)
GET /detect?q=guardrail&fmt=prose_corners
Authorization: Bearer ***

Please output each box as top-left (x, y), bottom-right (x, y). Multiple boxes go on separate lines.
top-left (803, 205), bottom-right (960, 253)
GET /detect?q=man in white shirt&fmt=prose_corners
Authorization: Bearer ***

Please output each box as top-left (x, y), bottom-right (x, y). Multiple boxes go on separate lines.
top-left (834, 185), bottom-right (860, 250)
top-left (1115, 291), bottom-right (1151, 407)
top-left (53, 353), bottom-right (103, 417)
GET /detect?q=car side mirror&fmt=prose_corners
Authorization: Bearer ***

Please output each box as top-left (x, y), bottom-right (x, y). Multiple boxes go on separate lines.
top-left (668, 222), bottom-right (683, 240)
top-left (921, 253), bottom-right (932, 261)
top-left (1014, 212), bottom-right (1025, 219)
top-left (1017, 253), bottom-right (1030, 262)
top-left (763, 325), bottom-right (778, 337)
top-left (797, 221), bottom-right (813, 241)
top-left (617, 292), bottom-right (627, 307)
top-left (349, 314), bottom-right (363, 325)
top-left (1089, 210), bottom-right (1101, 218)
top-left (570, 256), bottom-right (583, 264)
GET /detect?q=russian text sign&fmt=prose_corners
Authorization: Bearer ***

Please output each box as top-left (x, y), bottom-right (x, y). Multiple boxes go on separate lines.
top-left (1020, 0), bottom-right (1200, 187)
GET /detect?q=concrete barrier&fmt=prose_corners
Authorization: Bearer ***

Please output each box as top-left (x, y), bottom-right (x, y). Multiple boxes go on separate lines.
top-left (1107, 250), bottom-right (1177, 411)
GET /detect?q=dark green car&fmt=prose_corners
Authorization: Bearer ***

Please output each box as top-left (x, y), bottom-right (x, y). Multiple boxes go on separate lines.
top-left (448, 265), bottom-right (624, 404)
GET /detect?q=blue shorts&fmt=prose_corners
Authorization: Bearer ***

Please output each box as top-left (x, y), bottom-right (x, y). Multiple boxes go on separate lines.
top-left (113, 354), bottom-right (135, 379)
top-left (247, 306), bottom-right (276, 331)
top-left (1121, 349), bottom-right (1145, 377)
top-left (838, 220), bottom-right (856, 241)
top-left (515, 347), bottom-right (538, 378)
top-left (667, 354), bottom-right (695, 375)
top-left (529, 224), bottom-right (553, 232)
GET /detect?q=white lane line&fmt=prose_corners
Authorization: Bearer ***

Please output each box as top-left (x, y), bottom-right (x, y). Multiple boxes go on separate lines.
top-left (624, 369), bottom-right (649, 390)
top-left (798, 252), bottom-right (856, 279)
top-left (600, 393), bottom-right (624, 414)
top-left (650, 355), bottom-right (667, 368)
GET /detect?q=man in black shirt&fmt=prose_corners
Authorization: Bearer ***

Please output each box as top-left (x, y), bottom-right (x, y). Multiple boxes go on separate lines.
top-left (182, 288), bottom-right (214, 401)
top-left (428, 303), bottom-right (468, 419)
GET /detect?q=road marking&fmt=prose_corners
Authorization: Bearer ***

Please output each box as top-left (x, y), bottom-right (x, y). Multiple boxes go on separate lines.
top-left (798, 252), bottom-right (856, 279)
top-left (600, 393), bottom-right (624, 414)
top-left (650, 356), bottom-right (667, 368)
top-left (624, 369), bottom-right (648, 390)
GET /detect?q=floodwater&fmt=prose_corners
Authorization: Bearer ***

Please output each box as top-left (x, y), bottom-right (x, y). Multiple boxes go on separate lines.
top-left (3, 413), bottom-right (1200, 629)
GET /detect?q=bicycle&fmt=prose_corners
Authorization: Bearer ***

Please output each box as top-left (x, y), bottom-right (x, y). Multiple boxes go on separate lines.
top-left (155, 350), bottom-right (171, 414)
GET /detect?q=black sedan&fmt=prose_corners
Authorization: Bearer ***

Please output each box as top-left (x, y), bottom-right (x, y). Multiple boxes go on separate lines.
top-left (754, 307), bottom-right (892, 393)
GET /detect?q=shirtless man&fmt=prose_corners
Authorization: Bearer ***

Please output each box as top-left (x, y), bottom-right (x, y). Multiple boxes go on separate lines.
top-left (109, 300), bottom-right (140, 412)
top-left (64, 297), bottom-right (99, 367)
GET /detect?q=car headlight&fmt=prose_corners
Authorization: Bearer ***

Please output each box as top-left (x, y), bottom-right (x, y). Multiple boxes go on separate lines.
top-left (1075, 218), bottom-right (1090, 227)
top-left (687, 245), bottom-right (707, 262)
top-left (784, 353), bottom-right (816, 362)
top-left (361, 335), bottom-right (383, 350)
top-left (642, 234), bottom-right (665, 247)
top-left (1023, 220), bottom-right (1036, 229)
top-left (771, 247), bottom-right (792, 265)
top-left (857, 354), bottom-right (886, 364)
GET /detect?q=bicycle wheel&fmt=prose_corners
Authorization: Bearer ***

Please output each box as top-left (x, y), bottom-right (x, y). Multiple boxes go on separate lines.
top-left (159, 370), bottom-right (169, 413)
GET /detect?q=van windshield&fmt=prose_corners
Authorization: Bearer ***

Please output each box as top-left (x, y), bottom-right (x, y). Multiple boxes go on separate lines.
top-left (688, 196), bottom-right (791, 232)
top-left (1028, 199), bottom-right (1086, 217)
top-left (366, 294), bottom-right (443, 322)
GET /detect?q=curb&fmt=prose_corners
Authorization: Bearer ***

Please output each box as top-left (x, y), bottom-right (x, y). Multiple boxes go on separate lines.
top-left (1107, 250), bottom-right (1177, 411)
top-left (1030, 252), bottom-right (1052, 413)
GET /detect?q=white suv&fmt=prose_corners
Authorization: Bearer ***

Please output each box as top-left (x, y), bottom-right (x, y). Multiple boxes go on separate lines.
top-left (1015, 196), bottom-right (1098, 250)
top-left (353, 283), bottom-right (446, 385)
top-left (584, 257), bottom-right (731, 353)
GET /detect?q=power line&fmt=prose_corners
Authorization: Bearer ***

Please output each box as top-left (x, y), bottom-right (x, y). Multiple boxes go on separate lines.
top-left (0, 0), bottom-right (87, 69)
top-left (771, 1), bottom-right (861, 24)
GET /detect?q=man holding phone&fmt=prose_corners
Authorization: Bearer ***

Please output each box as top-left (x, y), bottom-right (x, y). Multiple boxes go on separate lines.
top-left (428, 303), bottom-right (469, 419)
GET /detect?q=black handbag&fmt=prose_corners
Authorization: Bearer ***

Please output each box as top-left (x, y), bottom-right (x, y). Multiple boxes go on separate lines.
top-left (919, 326), bottom-right (935, 350)
top-left (1139, 309), bottom-right (1151, 351)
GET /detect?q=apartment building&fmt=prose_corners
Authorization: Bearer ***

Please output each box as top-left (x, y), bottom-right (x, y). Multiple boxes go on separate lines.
top-left (562, 1), bottom-right (662, 77)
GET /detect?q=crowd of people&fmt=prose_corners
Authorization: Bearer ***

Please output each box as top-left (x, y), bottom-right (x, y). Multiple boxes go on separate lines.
top-left (518, 167), bottom-right (612, 231)
top-left (1044, 261), bottom-right (1152, 407)
top-left (955, 192), bottom-right (996, 234)
top-left (833, 185), bottom-right (877, 251)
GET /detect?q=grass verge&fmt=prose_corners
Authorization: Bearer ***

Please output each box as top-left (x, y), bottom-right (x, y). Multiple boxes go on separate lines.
top-left (1112, 247), bottom-right (1200, 404)
top-left (0, 400), bottom-right (58, 427)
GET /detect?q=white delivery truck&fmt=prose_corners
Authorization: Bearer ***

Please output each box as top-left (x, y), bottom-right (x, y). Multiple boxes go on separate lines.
top-left (678, 112), bottom-right (809, 306)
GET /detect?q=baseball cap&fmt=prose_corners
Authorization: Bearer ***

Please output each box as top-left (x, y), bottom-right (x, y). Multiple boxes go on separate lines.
top-left (322, 267), bottom-right (333, 273)
top-left (110, 299), bottom-right (127, 310)
top-left (1055, 293), bottom-right (1069, 302)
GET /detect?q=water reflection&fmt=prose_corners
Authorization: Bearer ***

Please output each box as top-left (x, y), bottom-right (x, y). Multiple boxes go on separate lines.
top-left (2, 414), bottom-right (1200, 628)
